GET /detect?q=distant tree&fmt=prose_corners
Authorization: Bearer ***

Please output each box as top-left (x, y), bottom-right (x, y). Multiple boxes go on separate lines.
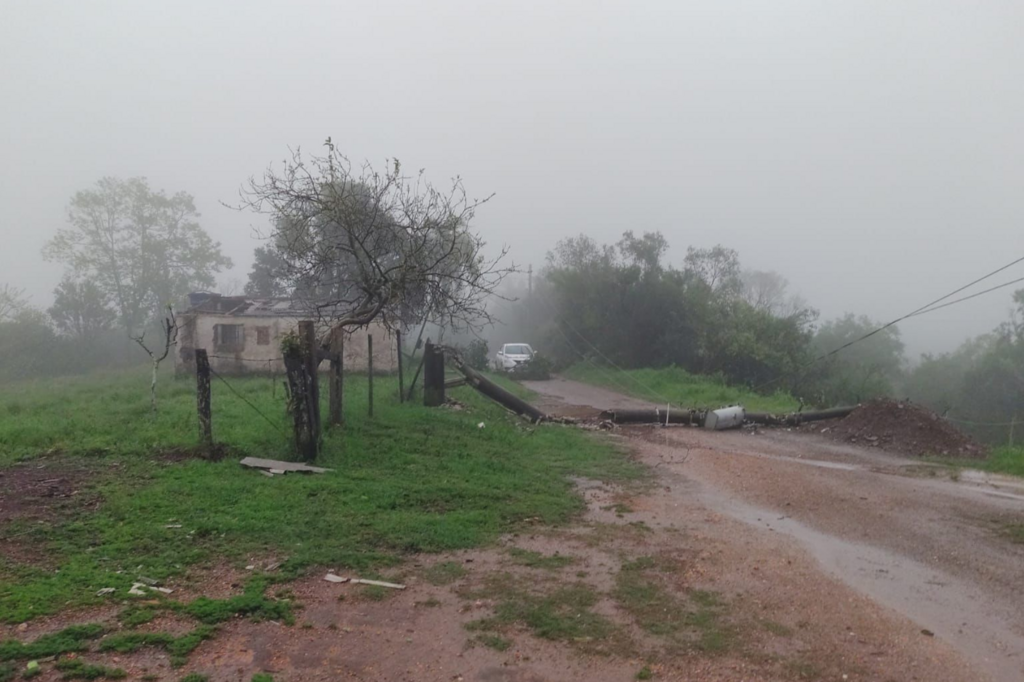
top-left (0, 283), bottom-right (28, 322)
top-left (617, 231), bottom-right (668, 275)
top-left (806, 314), bottom-right (905, 404)
top-left (48, 277), bottom-right (115, 342)
top-left (0, 307), bottom-right (69, 381)
top-left (683, 245), bottom-right (742, 297)
top-left (236, 139), bottom-right (512, 340)
top-left (43, 177), bottom-right (233, 336)
top-left (244, 245), bottom-right (291, 297)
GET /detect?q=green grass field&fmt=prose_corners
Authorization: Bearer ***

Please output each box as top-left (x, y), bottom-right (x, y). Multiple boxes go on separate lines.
top-left (0, 366), bottom-right (640, 624)
top-left (561, 362), bottom-right (801, 413)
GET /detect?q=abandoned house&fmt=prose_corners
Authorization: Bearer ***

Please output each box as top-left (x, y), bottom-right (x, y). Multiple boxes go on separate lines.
top-left (175, 293), bottom-right (398, 375)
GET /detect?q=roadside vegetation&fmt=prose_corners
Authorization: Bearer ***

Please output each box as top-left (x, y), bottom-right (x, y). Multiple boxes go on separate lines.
top-left (0, 366), bottom-right (640, 626)
top-left (561, 363), bottom-right (800, 413)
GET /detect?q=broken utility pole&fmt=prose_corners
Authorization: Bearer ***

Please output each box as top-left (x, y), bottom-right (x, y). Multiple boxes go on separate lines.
top-left (329, 330), bottom-right (344, 427)
top-left (449, 356), bottom-right (547, 422)
top-left (423, 341), bottom-right (446, 407)
top-left (195, 348), bottom-right (212, 448)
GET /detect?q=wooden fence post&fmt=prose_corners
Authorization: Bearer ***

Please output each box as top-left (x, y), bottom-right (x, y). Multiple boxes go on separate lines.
top-left (329, 330), bottom-right (344, 427)
top-left (423, 342), bottom-right (446, 407)
top-left (300, 321), bottom-right (322, 439)
top-left (281, 320), bottom-right (320, 461)
top-left (368, 334), bottom-right (374, 418)
top-left (195, 348), bottom-right (212, 448)
top-left (396, 330), bottom-right (405, 403)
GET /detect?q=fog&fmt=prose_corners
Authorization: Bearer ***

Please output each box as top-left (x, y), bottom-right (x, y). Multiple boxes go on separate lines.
top-left (3, 0), bottom-right (1023, 357)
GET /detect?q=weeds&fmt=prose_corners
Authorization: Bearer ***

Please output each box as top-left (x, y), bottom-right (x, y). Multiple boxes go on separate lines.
top-left (54, 659), bottom-right (126, 680)
top-left (613, 559), bottom-right (732, 653)
top-left (0, 625), bottom-right (105, 661)
top-left (474, 634), bottom-right (512, 651)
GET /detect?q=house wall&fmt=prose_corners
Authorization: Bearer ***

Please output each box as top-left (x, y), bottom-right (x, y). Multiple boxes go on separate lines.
top-left (175, 314), bottom-right (399, 375)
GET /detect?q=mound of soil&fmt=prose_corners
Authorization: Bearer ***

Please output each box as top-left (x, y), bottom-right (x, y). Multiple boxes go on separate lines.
top-left (824, 399), bottom-right (986, 459)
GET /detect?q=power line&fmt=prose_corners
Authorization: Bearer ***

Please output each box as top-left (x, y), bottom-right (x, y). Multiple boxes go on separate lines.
top-left (754, 253), bottom-right (1024, 392)
top-left (908, 276), bottom-right (1024, 318)
top-left (209, 366), bottom-right (289, 436)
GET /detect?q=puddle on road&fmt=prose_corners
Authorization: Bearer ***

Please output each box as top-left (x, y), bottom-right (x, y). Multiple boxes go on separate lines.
top-left (700, 488), bottom-right (1024, 682)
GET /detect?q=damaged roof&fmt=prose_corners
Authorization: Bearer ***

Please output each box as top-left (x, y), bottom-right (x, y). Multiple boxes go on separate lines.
top-left (186, 292), bottom-right (320, 318)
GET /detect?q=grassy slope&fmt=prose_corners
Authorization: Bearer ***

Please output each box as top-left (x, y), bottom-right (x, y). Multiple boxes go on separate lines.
top-left (0, 367), bottom-right (639, 623)
top-left (931, 446), bottom-right (1024, 478)
top-left (561, 363), bottom-right (800, 413)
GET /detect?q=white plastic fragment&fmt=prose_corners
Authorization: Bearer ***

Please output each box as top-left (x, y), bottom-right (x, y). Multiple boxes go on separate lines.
top-left (350, 578), bottom-right (406, 590)
top-left (96, 588), bottom-right (116, 597)
top-left (323, 573), bottom-right (349, 583)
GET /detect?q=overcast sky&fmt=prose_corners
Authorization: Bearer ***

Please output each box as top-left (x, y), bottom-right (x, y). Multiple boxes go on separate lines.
top-left (2, 0), bottom-right (1022, 357)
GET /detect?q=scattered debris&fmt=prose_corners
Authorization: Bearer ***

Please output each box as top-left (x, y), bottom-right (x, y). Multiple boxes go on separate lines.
top-left (351, 578), bottom-right (406, 590)
top-left (129, 582), bottom-right (173, 596)
top-left (96, 588), bottom-right (116, 597)
top-left (164, 523), bottom-right (183, 528)
top-left (477, 422), bottom-right (485, 429)
top-left (240, 457), bottom-right (333, 475)
top-left (322, 574), bottom-right (404, 589)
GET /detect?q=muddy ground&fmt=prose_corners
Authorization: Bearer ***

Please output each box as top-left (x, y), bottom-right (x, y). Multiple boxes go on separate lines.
top-left (4, 379), bottom-right (1024, 681)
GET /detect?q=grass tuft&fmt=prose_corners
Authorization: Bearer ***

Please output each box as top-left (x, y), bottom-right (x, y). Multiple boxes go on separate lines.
top-left (0, 625), bottom-right (105, 662)
top-left (474, 634), bottom-right (512, 651)
top-left (54, 659), bottom-right (126, 680)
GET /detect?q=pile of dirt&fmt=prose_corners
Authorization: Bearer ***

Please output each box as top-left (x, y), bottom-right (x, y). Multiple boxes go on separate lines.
top-left (822, 399), bottom-right (986, 458)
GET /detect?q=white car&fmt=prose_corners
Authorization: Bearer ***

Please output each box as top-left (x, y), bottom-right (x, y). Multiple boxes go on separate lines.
top-left (495, 343), bottom-right (534, 371)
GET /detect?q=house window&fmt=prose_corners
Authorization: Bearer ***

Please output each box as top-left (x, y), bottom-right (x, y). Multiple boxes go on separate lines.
top-left (214, 324), bottom-right (245, 351)
top-left (256, 326), bottom-right (271, 346)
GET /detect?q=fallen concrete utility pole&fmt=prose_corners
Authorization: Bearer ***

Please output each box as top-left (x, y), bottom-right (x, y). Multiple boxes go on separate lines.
top-left (744, 406), bottom-right (856, 426)
top-left (449, 357), bottom-right (547, 422)
top-left (599, 407), bottom-right (704, 425)
top-left (601, 405), bottom-right (857, 429)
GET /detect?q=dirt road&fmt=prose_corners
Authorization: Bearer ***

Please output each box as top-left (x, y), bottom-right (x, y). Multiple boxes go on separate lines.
top-left (524, 377), bottom-right (1024, 682)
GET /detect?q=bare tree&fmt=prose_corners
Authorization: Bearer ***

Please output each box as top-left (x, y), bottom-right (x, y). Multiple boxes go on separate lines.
top-left (0, 283), bottom-right (28, 322)
top-left (236, 139), bottom-right (514, 344)
top-left (131, 306), bottom-right (178, 414)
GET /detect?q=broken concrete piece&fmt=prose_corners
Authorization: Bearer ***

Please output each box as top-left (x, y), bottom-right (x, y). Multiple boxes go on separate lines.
top-left (350, 578), bottom-right (405, 590)
top-left (129, 582), bottom-right (173, 596)
top-left (268, 468), bottom-right (286, 475)
top-left (240, 457), bottom-right (332, 474)
top-left (323, 573), bottom-right (349, 583)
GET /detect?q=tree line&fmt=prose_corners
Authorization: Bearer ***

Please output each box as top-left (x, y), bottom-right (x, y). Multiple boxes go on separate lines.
top-left (0, 177), bottom-right (231, 382)
top-left (490, 231), bottom-right (1022, 443)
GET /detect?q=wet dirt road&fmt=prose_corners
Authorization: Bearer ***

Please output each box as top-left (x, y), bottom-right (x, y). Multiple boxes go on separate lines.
top-left (524, 378), bottom-right (1024, 682)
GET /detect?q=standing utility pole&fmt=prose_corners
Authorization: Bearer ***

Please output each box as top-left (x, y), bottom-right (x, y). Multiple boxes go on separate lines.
top-left (195, 348), bottom-right (212, 449)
